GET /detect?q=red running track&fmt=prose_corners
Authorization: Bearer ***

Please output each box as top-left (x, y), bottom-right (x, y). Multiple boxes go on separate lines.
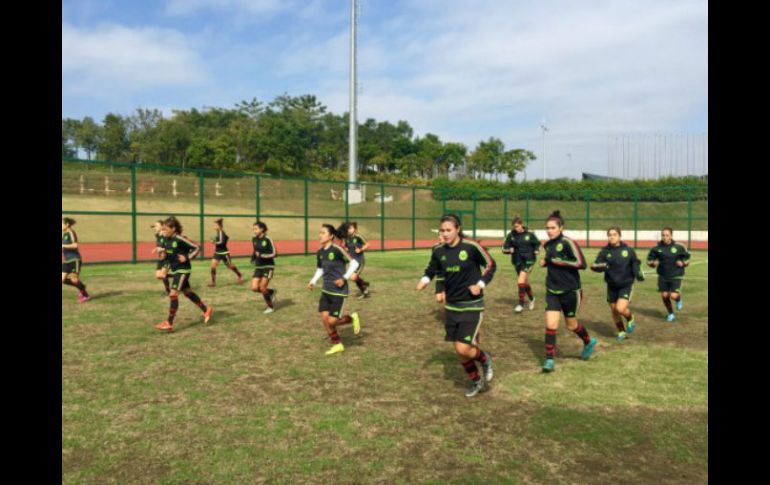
top-left (74, 239), bottom-right (708, 263)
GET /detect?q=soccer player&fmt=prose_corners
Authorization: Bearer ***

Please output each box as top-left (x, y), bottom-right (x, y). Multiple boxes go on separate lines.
top-left (208, 218), bottom-right (243, 287)
top-left (307, 224), bottom-right (361, 355)
top-left (646, 227), bottom-right (691, 322)
top-left (416, 214), bottom-right (496, 398)
top-left (151, 220), bottom-right (171, 295)
top-left (502, 216), bottom-right (540, 313)
top-left (590, 226), bottom-right (644, 341)
top-left (155, 216), bottom-right (212, 332)
top-left (251, 221), bottom-right (277, 314)
top-left (540, 210), bottom-right (596, 373)
top-left (61, 217), bottom-right (90, 302)
top-left (343, 221), bottom-right (371, 299)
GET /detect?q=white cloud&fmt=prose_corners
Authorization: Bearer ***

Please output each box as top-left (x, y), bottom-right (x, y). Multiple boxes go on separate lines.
top-left (62, 22), bottom-right (208, 96)
top-left (164, 0), bottom-right (291, 17)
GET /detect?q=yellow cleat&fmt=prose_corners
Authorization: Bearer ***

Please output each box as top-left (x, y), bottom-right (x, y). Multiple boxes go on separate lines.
top-left (324, 343), bottom-right (345, 355)
top-left (351, 312), bottom-right (361, 335)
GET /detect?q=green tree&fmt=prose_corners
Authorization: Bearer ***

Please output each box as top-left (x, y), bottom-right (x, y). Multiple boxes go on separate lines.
top-left (75, 117), bottom-right (102, 160)
top-left (98, 113), bottom-right (130, 161)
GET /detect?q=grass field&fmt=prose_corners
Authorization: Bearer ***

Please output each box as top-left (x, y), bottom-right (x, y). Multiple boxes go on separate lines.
top-left (62, 248), bottom-right (708, 484)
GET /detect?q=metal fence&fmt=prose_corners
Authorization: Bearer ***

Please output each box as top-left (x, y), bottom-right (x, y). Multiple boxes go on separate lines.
top-left (62, 158), bottom-right (708, 263)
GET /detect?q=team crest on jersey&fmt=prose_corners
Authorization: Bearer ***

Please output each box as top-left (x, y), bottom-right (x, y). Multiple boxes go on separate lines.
top-left (607, 253), bottom-right (612, 258)
top-left (671, 247), bottom-right (678, 254)
top-left (622, 250), bottom-right (629, 258)
top-left (459, 250), bottom-right (468, 261)
top-left (172, 241), bottom-right (178, 248)
top-left (556, 243), bottom-right (563, 252)
top-left (329, 252), bottom-right (335, 260)
top-left (262, 240), bottom-right (267, 247)
top-left (441, 255), bottom-right (447, 261)
top-left (525, 235), bottom-right (530, 241)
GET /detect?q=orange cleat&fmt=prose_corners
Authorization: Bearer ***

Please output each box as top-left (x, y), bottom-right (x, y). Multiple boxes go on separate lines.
top-left (155, 321), bottom-right (173, 332)
top-left (203, 306), bottom-right (213, 324)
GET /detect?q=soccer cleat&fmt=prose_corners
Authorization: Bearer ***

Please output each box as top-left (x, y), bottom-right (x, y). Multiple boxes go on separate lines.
top-left (325, 343), bottom-right (345, 355)
top-left (667, 313), bottom-right (676, 322)
top-left (263, 307), bottom-right (274, 314)
top-left (351, 312), bottom-right (361, 335)
top-left (155, 321), bottom-right (173, 332)
top-left (464, 378), bottom-right (485, 398)
top-left (270, 289), bottom-right (277, 304)
top-left (528, 297), bottom-right (536, 311)
top-left (627, 319), bottom-right (636, 334)
top-left (676, 298), bottom-right (683, 311)
top-left (78, 294), bottom-right (91, 303)
top-left (616, 331), bottom-right (627, 342)
top-left (363, 283), bottom-right (370, 296)
top-left (482, 352), bottom-right (494, 382)
top-left (514, 304), bottom-right (524, 313)
top-left (581, 337), bottom-right (597, 360)
top-left (542, 358), bottom-right (555, 373)
top-left (237, 275), bottom-right (244, 284)
top-left (203, 306), bottom-right (213, 324)
top-left (207, 282), bottom-right (216, 287)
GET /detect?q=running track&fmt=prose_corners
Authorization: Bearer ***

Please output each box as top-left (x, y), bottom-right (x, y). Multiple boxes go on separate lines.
top-left (75, 239), bottom-right (708, 263)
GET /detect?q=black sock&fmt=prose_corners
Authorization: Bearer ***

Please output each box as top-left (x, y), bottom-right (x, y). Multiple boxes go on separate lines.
top-left (461, 360), bottom-right (480, 382)
top-left (262, 290), bottom-right (273, 308)
top-left (473, 348), bottom-right (489, 365)
top-left (517, 284), bottom-right (526, 305)
top-left (573, 324), bottom-right (591, 345)
top-left (162, 278), bottom-right (170, 294)
top-left (545, 328), bottom-right (556, 359)
top-left (210, 268), bottom-right (217, 283)
top-left (74, 281), bottom-right (88, 297)
top-left (168, 295), bottom-right (179, 324)
top-left (185, 292), bottom-right (208, 312)
top-left (662, 296), bottom-right (673, 314)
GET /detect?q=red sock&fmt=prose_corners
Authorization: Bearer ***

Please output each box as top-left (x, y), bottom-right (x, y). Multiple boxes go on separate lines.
top-left (337, 315), bottom-right (352, 325)
top-left (461, 359), bottom-right (480, 381)
top-left (517, 284), bottom-right (526, 305)
top-left (545, 328), bottom-right (557, 359)
top-left (262, 290), bottom-right (273, 308)
top-left (168, 295), bottom-right (179, 324)
top-left (573, 324), bottom-right (591, 345)
top-left (329, 330), bottom-right (341, 344)
top-left (525, 284), bottom-right (534, 300)
top-left (473, 348), bottom-right (489, 365)
top-left (615, 321), bottom-right (625, 332)
top-left (662, 296), bottom-right (673, 314)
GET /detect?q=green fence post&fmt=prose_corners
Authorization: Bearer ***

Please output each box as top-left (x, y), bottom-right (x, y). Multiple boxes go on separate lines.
top-left (411, 186), bottom-right (416, 250)
top-left (345, 181), bottom-right (350, 222)
top-left (304, 178), bottom-right (309, 256)
top-left (441, 190), bottom-right (447, 215)
top-left (525, 193), bottom-right (530, 227)
top-left (633, 189), bottom-right (639, 250)
top-left (687, 187), bottom-right (693, 249)
top-left (198, 170), bottom-right (205, 258)
top-left (503, 193), bottom-right (508, 238)
top-left (380, 183), bottom-right (385, 252)
top-left (131, 162), bottom-right (137, 264)
top-left (585, 191), bottom-right (590, 248)
top-left (472, 192), bottom-right (477, 239)
top-left (255, 175), bottom-right (260, 219)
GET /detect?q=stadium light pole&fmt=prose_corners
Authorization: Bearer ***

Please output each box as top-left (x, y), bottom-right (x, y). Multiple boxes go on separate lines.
top-left (540, 120), bottom-right (549, 181)
top-left (348, 0), bottom-right (358, 186)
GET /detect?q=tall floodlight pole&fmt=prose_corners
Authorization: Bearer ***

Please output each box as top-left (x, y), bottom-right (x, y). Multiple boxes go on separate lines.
top-left (540, 120), bottom-right (549, 181)
top-left (348, 0), bottom-right (358, 185)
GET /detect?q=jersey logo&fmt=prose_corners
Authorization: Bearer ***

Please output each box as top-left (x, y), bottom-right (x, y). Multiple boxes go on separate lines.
top-left (459, 250), bottom-right (468, 261)
top-left (622, 250), bottom-right (629, 258)
top-left (262, 241), bottom-right (267, 247)
top-left (525, 235), bottom-right (530, 241)
top-left (329, 252), bottom-right (335, 260)
top-left (464, 335), bottom-right (472, 342)
top-left (354, 238), bottom-right (359, 244)
top-left (556, 243), bottom-right (563, 252)
top-left (607, 253), bottom-right (612, 259)
top-left (441, 255), bottom-right (447, 261)
top-left (671, 247), bottom-right (678, 254)
top-left (172, 241), bottom-right (178, 248)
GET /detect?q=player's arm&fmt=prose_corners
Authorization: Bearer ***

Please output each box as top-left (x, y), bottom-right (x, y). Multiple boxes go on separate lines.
top-left (590, 249), bottom-right (609, 272)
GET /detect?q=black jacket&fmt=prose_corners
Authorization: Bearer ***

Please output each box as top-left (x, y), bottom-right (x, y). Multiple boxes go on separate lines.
top-left (502, 229), bottom-right (541, 265)
top-left (543, 234), bottom-right (586, 292)
top-left (423, 238), bottom-right (496, 307)
top-left (646, 241), bottom-right (690, 279)
top-left (591, 242), bottom-right (643, 287)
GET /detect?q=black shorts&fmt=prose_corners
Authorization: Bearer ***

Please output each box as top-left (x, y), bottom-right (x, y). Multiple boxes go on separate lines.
top-left (444, 309), bottom-right (483, 345)
top-left (252, 267), bottom-right (274, 279)
top-left (214, 252), bottom-right (232, 264)
top-left (318, 292), bottom-right (346, 317)
top-left (62, 260), bottom-right (81, 275)
top-left (170, 272), bottom-right (191, 291)
top-left (156, 259), bottom-right (169, 271)
top-left (545, 290), bottom-right (582, 317)
top-left (514, 261), bottom-right (535, 275)
top-left (658, 278), bottom-right (682, 293)
top-left (607, 285), bottom-right (633, 303)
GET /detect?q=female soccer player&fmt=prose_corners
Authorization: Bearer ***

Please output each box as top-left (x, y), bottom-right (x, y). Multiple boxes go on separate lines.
top-left (61, 217), bottom-right (90, 302)
top-left (155, 216), bottom-right (212, 332)
top-left (416, 214), bottom-right (496, 398)
top-left (251, 221), bottom-right (277, 314)
top-left (590, 226), bottom-right (644, 341)
top-left (502, 216), bottom-right (540, 313)
top-left (151, 220), bottom-right (171, 295)
top-left (344, 221), bottom-right (371, 299)
top-left (208, 218), bottom-right (243, 287)
top-left (646, 227), bottom-right (691, 322)
top-left (307, 224), bottom-right (361, 355)
top-left (540, 210), bottom-right (596, 373)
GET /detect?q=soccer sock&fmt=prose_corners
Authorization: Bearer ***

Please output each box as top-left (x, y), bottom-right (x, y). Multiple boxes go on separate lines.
top-left (525, 284), bottom-right (534, 300)
top-left (162, 277), bottom-right (170, 294)
top-left (461, 359), bottom-right (481, 382)
top-left (230, 265), bottom-right (242, 277)
top-left (622, 309), bottom-right (634, 322)
top-left (262, 290), bottom-right (274, 308)
top-left (615, 320), bottom-right (626, 332)
top-left (210, 267), bottom-right (217, 283)
top-left (168, 295), bottom-right (179, 324)
top-left (662, 296), bottom-right (674, 314)
top-left (473, 347), bottom-right (489, 366)
top-left (355, 279), bottom-right (365, 291)
top-left (185, 292), bottom-right (208, 312)
top-left (358, 276), bottom-right (368, 287)
top-left (336, 315), bottom-right (352, 326)
top-left (329, 330), bottom-right (341, 344)
top-left (63, 279), bottom-right (76, 287)
top-left (517, 284), bottom-right (527, 305)
top-left (74, 281), bottom-right (89, 297)
top-left (545, 328), bottom-right (557, 359)
top-left (573, 323), bottom-right (591, 345)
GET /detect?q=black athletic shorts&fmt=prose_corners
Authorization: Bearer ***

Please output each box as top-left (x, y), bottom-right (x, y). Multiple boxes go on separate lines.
top-left (170, 272), bottom-right (191, 291)
top-left (214, 252), bottom-right (232, 264)
top-left (514, 261), bottom-right (535, 275)
top-left (545, 289), bottom-right (582, 317)
top-left (607, 285), bottom-right (633, 303)
top-left (658, 278), bottom-right (682, 293)
top-left (444, 309), bottom-right (483, 345)
top-left (252, 267), bottom-right (274, 279)
top-left (318, 292), bottom-right (346, 317)
top-left (62, 260), bottom-right (81, 274)
top-left (156, 259), bottom-right (169, 270)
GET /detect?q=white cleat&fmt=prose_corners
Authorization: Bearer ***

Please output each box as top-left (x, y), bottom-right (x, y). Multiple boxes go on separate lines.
top-left (263, 307), bottom-right (274, 314)
top-left (528, 298), bottom-right (536, 311)
top-left (514, 304), bottom-right (524, 313)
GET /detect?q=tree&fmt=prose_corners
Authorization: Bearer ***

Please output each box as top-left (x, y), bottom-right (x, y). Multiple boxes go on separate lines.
top-left (503, 149), bottom-right (537, 180)
top-left (75, 117), bottom-right (102, 160)
top-left (62, 118), bottom-right (80, 158)
top-left (98, 113), bottom-right (130, 161)
top-left (468, 137), bottom-right (505, 179)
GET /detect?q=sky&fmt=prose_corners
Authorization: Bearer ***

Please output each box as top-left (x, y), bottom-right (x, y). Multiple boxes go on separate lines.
top-left (62, 0), bottom-right (708, 179)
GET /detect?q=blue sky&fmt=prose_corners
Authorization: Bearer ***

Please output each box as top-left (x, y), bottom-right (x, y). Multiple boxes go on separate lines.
top-left (62, 0), bottom-right (708, 179)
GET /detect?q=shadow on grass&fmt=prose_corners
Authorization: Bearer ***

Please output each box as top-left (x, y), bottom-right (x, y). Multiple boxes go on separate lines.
top-left (86, 291), bottom-right (124, 301)
top-left (424, 349), bottom-right (467, 389)
top-left (633, 306), bottom-right (668, 320)
top-left (582, 319), bottom-right (619, 339)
